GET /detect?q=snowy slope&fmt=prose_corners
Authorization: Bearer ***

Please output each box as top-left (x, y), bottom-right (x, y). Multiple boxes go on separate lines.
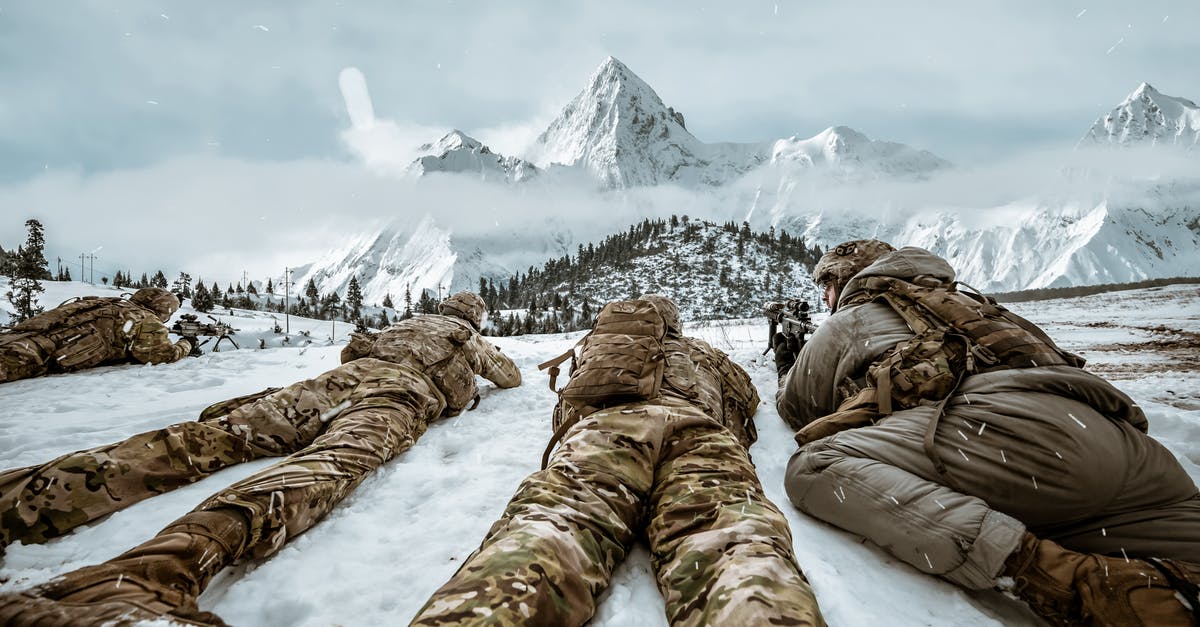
top-left (1, 279), bottom-right (1197, 626)
top-left (1081, 83), bottom-right (1200, 148)
top-left (777, 191), bottom-right (1200, 292)
top-left (288, 215), bottom-right (457, 307)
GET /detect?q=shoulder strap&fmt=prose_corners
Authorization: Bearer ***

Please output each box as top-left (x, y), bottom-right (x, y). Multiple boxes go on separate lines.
top-left (537, 344), bottom-right (579, 392)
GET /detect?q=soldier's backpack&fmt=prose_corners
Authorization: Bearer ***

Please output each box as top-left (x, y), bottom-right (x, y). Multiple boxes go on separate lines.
top-left (9, 297), bottom-right (140, 371)
top-left (846, 275), bottom-right (1086, 479)
top-left (844, 275), bottom-right (1085, 414)
top-left (537, 299), bottom-right (668, 466)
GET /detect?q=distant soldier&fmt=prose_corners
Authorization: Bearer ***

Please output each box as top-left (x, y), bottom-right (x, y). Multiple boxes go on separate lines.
top-left (413, 294), bottom-right (825, 627)
top-left (0, 291), bottom-right (520, 626)
top-left (0, 287), bottom-right (193, 384)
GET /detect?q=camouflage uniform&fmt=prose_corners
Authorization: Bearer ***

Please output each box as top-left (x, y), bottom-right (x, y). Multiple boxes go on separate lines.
top-left (0, 288), bottom-right (192, 384)
top-left (0, 292), bottom-right (521, 626)
top-left (413, 295), bottom-right (825, 627)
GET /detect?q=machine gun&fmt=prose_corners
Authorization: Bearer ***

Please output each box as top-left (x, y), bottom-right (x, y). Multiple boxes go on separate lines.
top-left (762, 299), bottom-right (818, 356)
top-left (170, 313), bottom-right (239, 355)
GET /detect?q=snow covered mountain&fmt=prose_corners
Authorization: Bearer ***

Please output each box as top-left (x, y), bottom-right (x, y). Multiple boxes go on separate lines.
top-left (526, 56), bottom-right (769, 187)
top-left (1080, 82), bottom-right (1200, 148)
top-left (288, 216), bottom-right (457, 307)
top-left (780, 200), bottom-right (1200, 292)
top-left (412, 57), bottom-right (949, 188)
top-left (410, 130), bottom-right (537, 182)
top-left (770, 125), bottom-right (951, 178)
top-left (302, 71), bottom-right (1200, 304)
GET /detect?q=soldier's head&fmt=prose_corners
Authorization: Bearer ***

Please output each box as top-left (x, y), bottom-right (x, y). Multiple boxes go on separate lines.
top-left (637, 293), bottom-right (681, 335)
top-left (130, 287), bottom-right (181, 322)
top-left (438, 291), bottom-right (487, 331)
top-left (813, 239), bottom-right (896, 312)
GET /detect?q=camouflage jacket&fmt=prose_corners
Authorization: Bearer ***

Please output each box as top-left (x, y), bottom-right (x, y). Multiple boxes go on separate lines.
top-left (341, 314), bottom-right (521, 416)
top-left (3, 296), bottom-right (190, 371)
top-left (660, 334), bottom-right (761, 448)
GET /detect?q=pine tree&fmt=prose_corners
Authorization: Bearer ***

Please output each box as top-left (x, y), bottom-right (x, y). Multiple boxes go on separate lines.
top-left (172, 272), bottom-right (193, 299)
top-left (404, 283), bottom-right (413, 319)
top-left (416, 289), bottom-right (436, 314)
top-left (62, 267), bottom-right (72, 281)
top-left (150, 270), bottom-right (168, 288)
top-left (382, 293), bottom-right (394, 309)
top-left (305, 278), bottom-right (319, 302)
top-left (346, 275), bottom-right (364, 322)
top-left (247, 282), bottom-right (258, 295)
top-left (140, 272), bottom-right (149, 287)
top-left (266, 277), bottom-right (275, 295)
top-left (6, 219), bottom-right (49, 321)
top-left (192, 281), bottom-right (214, 312)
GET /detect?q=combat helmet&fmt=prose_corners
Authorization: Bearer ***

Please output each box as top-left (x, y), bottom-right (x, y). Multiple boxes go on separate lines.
top-left (438, 291), bottom-right (487, 331)
top-left (130, 287), bottom-right (181, 322)
top-left (637, 293), bottom-right (681, 335)
top-left (813, 239), bottom-right (896, 294)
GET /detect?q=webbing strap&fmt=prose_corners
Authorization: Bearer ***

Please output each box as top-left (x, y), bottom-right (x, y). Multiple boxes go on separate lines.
top-left (921, 371), bottom-right (966, 484)
top-left (537, 347), bottom-right (576, 392)
top-left (540, 412), bottom-right (581, 469)
top-left (1147, 558), bottom-right (1200, 623)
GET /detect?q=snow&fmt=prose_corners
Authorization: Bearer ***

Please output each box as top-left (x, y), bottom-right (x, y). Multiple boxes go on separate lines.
top-left (1080, 83), bottom-right (1200, 148)
top-left (303, 61), bottom-right (1199, 308)
top-left (2, 280), bottom-right (1197, 626)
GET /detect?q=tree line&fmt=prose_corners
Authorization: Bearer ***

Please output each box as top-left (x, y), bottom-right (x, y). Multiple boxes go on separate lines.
top-left (477, 214), bottom-right (825, 336)
top-left (1, 219), bottom-right (391, 329)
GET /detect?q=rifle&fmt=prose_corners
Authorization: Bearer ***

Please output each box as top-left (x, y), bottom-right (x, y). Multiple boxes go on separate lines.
top-left (762, 299), bottom-right (817, 355)
top-left (170, 313), bottom-right (240, 355)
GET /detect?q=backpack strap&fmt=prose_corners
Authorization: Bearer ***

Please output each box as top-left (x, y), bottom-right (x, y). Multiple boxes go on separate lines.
top-left (537, 346), bottom-right (578, 392)
top-left (540, 412), bottom-right (581, 469)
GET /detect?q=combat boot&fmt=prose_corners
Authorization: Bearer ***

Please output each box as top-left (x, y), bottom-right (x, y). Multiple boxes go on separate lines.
top-left (0, 508), bottom-right (247, 627)
top-left (1002, 531), bottom-right (1200, 626)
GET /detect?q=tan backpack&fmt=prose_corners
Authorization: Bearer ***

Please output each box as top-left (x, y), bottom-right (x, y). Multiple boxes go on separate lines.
top-left (537, 298), bottom-right (668, 465)
top-left (845, 276), bottom-right (1085, 481)
top-left (9, 297), bottom-right (138, 371)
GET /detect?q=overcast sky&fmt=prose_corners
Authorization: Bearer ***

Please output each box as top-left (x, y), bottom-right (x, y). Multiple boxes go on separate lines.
top-left (1, 1), bottom-right (1196, 283)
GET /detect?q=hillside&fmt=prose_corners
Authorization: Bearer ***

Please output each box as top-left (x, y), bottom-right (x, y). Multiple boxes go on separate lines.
top-left (482, 215), bottom-right (824, 335)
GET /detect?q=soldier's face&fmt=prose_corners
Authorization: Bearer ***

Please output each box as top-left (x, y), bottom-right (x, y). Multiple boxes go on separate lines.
top-left (822, 283), bottom-right (839, 312)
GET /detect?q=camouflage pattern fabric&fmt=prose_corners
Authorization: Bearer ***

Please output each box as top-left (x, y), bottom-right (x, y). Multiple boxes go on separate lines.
top-left (361, 314), bottom-right (521, 415)
top-left (0, 313), bottom-right (519, 552)
top-left (413, 334), bottom-right (824, 627)
top-left (193, 361), bottom-right (446, 559)
top-left (0, 296), bottom-right (190, 384)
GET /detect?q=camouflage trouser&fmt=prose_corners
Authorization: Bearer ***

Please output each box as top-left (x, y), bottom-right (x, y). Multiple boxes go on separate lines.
top-left (413, 403), bottom-right (826, 627)
top-left (0, 333), bottom-right (54, 384)
top-left (0, 358), bottom-right (446, 552)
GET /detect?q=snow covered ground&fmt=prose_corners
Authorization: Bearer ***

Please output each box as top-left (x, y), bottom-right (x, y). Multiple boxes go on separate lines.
top-left (1, 280), bottom-right (1197, 626)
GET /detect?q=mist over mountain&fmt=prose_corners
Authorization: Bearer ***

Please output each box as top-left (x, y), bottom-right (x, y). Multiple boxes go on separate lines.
top-left (302, 60), bottom-right (1198, 305)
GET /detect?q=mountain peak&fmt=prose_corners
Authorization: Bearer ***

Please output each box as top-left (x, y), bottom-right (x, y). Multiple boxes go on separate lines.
top-left (419, 129), bottom-right (482, 154)
top-left (1082, 83), bottom-right (1200, 148)
top-left (528, 57), bottom-right (708, 187)
top-left (411, 130), bottom-right (536, 182)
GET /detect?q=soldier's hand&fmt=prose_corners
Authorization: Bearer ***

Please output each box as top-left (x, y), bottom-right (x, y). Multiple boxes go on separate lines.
top-left (772, 332), bottom-right (800, 379)
top-left (183, 336), bottom-right (203, 357)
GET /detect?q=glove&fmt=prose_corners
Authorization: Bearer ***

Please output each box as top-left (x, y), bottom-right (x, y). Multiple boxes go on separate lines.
top-left (772, 332), bottom-right (801, 379)
top-left (182, 336), bottom-right (203, 357)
